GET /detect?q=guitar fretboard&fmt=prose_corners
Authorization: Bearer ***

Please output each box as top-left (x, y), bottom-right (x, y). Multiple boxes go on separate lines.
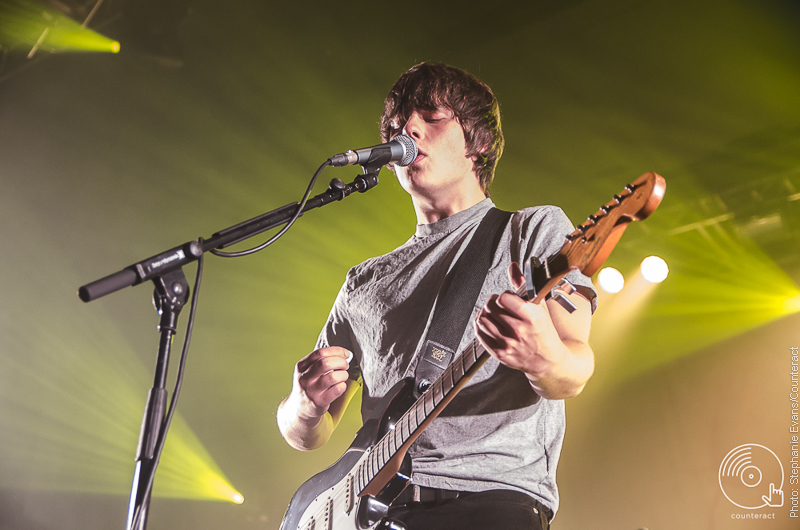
top-left (353, 338), bottom-right (484, 495)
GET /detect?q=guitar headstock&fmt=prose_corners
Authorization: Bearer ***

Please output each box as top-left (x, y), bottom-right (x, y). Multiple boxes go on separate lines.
top-left (525, 172), bottom-right (666, 304)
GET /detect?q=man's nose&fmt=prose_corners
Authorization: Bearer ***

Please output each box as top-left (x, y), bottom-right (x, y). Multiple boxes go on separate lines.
top-left (402, 113), bottom-right (424, 140)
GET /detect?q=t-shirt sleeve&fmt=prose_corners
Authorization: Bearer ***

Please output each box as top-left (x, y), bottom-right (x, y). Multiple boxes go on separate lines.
top-left (315, 276), bottom-right (363, 382)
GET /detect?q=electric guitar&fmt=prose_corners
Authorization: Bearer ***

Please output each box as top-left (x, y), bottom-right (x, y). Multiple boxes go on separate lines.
top-left (280, 172), bottom-right (667, 530)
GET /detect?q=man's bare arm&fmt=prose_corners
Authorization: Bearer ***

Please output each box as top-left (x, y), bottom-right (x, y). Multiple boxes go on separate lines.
top-left (277, 347), bottom-right (360, 450)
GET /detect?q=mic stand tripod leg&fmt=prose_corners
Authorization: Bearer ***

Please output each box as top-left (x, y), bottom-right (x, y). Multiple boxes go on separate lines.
top-left (125, 269), bottom-right (190, 530)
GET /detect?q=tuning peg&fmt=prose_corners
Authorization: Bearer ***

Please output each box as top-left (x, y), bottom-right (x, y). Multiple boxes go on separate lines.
top-left (556, 278), bottom-right (576, 295)
top-left (549, 291), bottom-right (577, 313)
top-left (547, 279), bottom-right (577, 313)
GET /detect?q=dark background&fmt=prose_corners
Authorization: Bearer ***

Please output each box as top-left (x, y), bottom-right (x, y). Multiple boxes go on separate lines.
top-left (1, 0), bottom-right (799, 529)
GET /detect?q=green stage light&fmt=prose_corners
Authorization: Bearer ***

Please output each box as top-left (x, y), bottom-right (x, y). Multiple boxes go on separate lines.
top-left (0, 337), bottom-right (243, 503)
top-left (154, 415), bottom-right (243, 502)
top-left (0, 0), bottom-right (120, 54)
top-left (42, 27), bottom-right (120, 54)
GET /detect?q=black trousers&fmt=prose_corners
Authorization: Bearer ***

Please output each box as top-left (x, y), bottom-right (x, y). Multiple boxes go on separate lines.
top-left (387, 489), bottom-right (551, 530)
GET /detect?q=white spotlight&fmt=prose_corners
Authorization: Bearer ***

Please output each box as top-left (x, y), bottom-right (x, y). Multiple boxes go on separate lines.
top-left (598, 267), bottom-right (625, 293)
top-left (641, 256), bottom-right (669, 283)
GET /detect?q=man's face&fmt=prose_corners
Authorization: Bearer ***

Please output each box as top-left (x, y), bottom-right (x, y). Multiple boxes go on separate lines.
top-left (392, 107), bottom-right (477, 200)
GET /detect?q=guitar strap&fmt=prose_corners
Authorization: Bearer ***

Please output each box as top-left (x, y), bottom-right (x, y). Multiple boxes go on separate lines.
top-left (413, 207), bottom-right (513, 397)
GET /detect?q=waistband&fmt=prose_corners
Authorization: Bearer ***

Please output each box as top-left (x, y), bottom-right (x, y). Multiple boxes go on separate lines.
top-left (392, 485), bottom-right (552, 522)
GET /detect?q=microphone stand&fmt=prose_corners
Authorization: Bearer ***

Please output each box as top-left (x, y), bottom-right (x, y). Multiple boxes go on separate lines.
top-left (78, 170), bottom-right (381, 530)
top-left (125, 269), bottom-right (189, 530)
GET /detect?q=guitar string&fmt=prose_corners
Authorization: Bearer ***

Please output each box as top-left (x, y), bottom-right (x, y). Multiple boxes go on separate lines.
top-left (318, 344), bottom-right (484, 526)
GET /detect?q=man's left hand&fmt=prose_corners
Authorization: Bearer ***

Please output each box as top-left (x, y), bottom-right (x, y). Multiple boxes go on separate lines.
top-left (475, 262), bottom-right (594, 399)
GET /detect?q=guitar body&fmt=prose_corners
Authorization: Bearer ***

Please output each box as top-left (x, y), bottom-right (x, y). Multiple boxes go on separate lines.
top-left (280, 379), bottom-right (416, 530)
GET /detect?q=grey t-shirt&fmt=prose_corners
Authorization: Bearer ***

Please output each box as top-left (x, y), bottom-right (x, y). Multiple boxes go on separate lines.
top-left (316, 198), bottom-right (596, 516)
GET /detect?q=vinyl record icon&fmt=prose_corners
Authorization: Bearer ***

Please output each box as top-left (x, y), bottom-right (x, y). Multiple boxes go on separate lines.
top-left (719, 444), bottom-right (784, 509)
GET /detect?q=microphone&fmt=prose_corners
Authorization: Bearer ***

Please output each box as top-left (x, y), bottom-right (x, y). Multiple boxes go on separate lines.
top-left (328, 134), bottom-right (418, 168)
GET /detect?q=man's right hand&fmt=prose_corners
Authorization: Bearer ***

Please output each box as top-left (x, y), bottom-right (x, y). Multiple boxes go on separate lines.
top-left (292, 346), bottom-right (352, 418)
top-left (277, 346), bottom-right (357, 451)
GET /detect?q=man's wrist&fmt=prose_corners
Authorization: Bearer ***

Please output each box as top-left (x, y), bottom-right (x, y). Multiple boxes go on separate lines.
top-left (278, 395), bottom-right (333, 451)
top-left (523, 343), bottom-right (592, 399)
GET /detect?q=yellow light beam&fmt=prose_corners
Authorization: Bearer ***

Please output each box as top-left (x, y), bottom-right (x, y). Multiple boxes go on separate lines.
top-left (0, 193), bottom-right (240, 504)
top-left (608, 221), bottom-right (800, 382)
top-left (0, 0), bottom-right (120, 55)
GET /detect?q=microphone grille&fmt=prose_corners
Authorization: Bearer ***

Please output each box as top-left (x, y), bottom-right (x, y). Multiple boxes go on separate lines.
top-left (393, 134), bottom-right (418, 167)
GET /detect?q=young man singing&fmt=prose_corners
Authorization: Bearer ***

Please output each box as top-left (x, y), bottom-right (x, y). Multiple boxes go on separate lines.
top-left (277, 62), bottom-right (596, 530)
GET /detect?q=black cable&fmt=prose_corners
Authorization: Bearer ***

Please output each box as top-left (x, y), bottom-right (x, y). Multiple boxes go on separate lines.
top-left (210, 160), bottom-right (331, 258)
